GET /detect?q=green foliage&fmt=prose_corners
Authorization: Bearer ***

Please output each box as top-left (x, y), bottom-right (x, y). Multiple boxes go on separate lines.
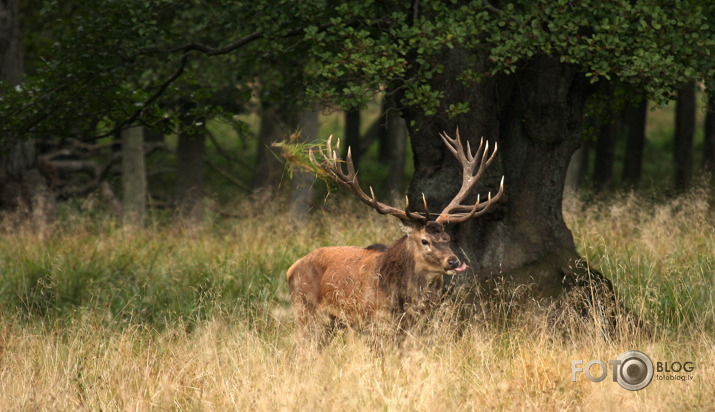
top-left (305, 0), bottom-right (714, 110)
top-left (4, 0), bottom-right (713, 146)
top-left (2, 0), bottom-right (327, 144)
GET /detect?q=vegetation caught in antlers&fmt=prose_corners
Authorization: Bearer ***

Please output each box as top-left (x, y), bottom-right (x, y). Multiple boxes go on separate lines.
top-left (309, 130), bottom-right (504, 225)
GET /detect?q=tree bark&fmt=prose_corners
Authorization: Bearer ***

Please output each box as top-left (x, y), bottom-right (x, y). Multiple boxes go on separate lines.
top-left (704, 93), bottom-right (715, 180)
top-left (384, 101), bottom-right (408, 202)
top-left (121, 126), bottom-right (146, 228)
top-left (402, 52), bottom-right (613, 303)
top-left (674, 81), bottom-right (696, 189)
top-left (378, 97), bottom-right (391, 162)
top-left (174, 112), bottom-right (205, 224)
top-left (253, 103), bottom-right (290, 194)
top-left (0, 0), bottom-right (21, 83)
top-left (564, 143), bottom-right (588, 194)
top-left (592, 117), bottom-right (618, 192)
top-left (591, 87), bottom-right (624, 192)
top-left (344, 109), bottom-right (361, 168)
top-left (289, 108), bottom-right (318, 220)
top-left (0, 0), bottom-right (55, 227)
top-left (622, 99), bottom-right (648, 188)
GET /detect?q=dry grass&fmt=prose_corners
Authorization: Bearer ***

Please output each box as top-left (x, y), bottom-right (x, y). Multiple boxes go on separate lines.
top-left (0, 190), bottom-right (713, 411)
top-left (1, 315), bottom-right (713, 411)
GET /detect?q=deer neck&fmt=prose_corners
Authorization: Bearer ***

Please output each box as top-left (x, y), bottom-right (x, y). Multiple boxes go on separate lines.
top-left (377, 236), bottom-right (412, 288)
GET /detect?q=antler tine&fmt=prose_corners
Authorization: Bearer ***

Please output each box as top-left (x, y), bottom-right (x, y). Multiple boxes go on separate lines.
top-left (311, 135), bottom-right (426, 225)
top-left (308, 146), bottom-right (318, 167)
top-left (439, 132), bottom-right (459, 157)
top-left (488, 141), bottom-right (498, 165)
top-left (346, 146), bottom-right (356, 178)
top-left (422, 193), bottom-right (430, 222)
top-left (436, 128), bottom-right (503, 225)
top-left (455, 128), bottom-right (472, 167)
top-left (332, 137), bottom-right (341, 164)
top-left (440, 175), bottom-right (505, 224)
top-left (368, 186), bottom-right (381, 207)
top-left (469, 137), bottom-right (485, 174)
top-left (319, 134), bottom-right (333, 164)
top-left (402, 195), bottom-right (422, 221)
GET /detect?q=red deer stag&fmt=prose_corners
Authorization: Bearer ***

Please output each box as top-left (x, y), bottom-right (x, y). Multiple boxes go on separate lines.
top-left (287, 130), bottom-right (504, 339)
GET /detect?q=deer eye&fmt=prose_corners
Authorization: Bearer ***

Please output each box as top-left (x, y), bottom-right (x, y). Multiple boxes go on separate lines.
top-left (421, 239), bottom-right (429, 246)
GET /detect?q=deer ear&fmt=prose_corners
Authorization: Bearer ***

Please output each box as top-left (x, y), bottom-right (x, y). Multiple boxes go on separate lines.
top-left (398, 220), bottom-right (417, 235)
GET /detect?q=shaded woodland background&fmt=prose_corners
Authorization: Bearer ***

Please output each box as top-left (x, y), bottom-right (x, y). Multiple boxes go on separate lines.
top-left (1, 1), bottom-right (714, 230)
top-left (3, 67), bottom-right (714, 229)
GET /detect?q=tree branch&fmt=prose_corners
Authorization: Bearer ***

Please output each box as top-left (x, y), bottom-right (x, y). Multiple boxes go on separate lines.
top-left (482, 0), bottom-right (501, 14)
top-left (205, 158), bottom-right (251, 192)
top-left (205, 127), bottom-right (252, 170)
top-left (165, 31), bottom-right (263, 55)
top-left (85, 54), bottom-right (190, 141)
top-left (160, 24), bottom-right (330, 57)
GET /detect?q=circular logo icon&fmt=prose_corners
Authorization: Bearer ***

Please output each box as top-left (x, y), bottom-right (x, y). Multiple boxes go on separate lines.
top-left (615, 350), bottom-right (654, 391)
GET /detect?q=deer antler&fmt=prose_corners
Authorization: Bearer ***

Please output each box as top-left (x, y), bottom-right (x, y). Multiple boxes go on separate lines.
top-left (310, 135), bottom-right (428, 225)
top-left (435, 128), bottom-right (504, 224)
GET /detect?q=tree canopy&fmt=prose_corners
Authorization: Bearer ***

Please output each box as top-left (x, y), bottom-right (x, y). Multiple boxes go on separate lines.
top-left (3, 0), bottom-right (713, 146)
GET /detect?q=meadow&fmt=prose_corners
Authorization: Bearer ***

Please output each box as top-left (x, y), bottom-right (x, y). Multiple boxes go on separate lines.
top-left (0, 184), bottom-right (713, 410)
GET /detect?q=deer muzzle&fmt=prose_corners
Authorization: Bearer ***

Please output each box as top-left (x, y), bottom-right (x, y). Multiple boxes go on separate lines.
top-left (445, 258), bottom-right (468, 275)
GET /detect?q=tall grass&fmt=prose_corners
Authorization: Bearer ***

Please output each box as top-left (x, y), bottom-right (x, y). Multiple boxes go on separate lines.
top-left (0, 189), bottom-right (713, 410)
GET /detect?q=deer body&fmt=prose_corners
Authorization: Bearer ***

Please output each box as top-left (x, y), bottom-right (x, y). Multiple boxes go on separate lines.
top-left (288, 245), bottom-right (387, 328)
top-left (288, 130), bottom-right (504, 340)
top-left (288, 222), bottom-right (468, 332)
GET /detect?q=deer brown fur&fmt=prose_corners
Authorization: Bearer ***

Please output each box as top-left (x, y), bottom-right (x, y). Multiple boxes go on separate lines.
top-left (287, 130), bottom-right (504, 341)
top-left (287, 221), bottom-right (462, 336)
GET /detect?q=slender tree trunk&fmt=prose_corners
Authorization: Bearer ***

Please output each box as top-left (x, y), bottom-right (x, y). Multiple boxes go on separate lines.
top-left (0, 0), bottom-right (55, 227)
top-left (564, 143), bottom-right (588, 194)
top-left (674, 81), bottom-right (696, 189)
top-left (378, 96), bottom-right (392, 162)
top-left (622, 99), bottom-right (648, 188)
top-left (253, 104), bottom-right (290, 194)
top-left (174, 110), bottom-right (205, 224)
top-left (290, 107), bottom-right (319, 220)
top-left (704, 93), bottom-right (715, 180)
top-left (591, 87), bottom-right (625, 192)
top-left (344, 109), bottom-right (361, 167)
top-left (403, 53), bottom-right (614, 307)
top-left (0, 0), bottom-right (21, 83)
top-left (592, 118), bottom-right (618, 192)
top-left (385, 102), bottom-right (408, 202)
top-left (121, 126), bottom-right (146, 228)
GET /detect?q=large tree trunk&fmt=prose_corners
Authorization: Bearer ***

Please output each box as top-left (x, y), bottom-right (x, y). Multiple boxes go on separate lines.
top-left (174, 110), bottom-right (205, 224)
top-left (674, 81), bottom-right (696, 189)
top-left (402, 53), bottom-right (613, 305)
top-left (121, 126), bottom-right (146, 228)
top-left (622, 99), bottom-right (648, 188)
top-left (0, 0), bottom-right (55, 226)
